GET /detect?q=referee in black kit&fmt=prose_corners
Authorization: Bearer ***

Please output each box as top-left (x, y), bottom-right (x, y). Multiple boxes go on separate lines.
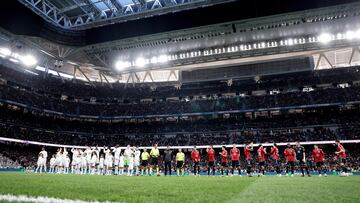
top-left (163, 146), bottom-right (173, 176)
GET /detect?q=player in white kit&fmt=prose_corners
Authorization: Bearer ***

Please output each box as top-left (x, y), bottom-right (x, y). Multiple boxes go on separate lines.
top-left (90, 151), bottom-right (98, 174)
top-left (105, 153), bottom-right (114, 175)
top-left (35, 147), bottom-right (48, 173)
top-left (133, 147), bottom-right (141, 176)
top-left (49, 155), bottom-right (56, 173)
top-left (80, 151), bottom-right (88, 174)
top-left (84, 147), bottom-right (93, 173)
top-left (64, 154), bottom-right (71, 174)
top-left (98, 154), bottom-right (105, 175)
top-left (127, 156), bottom-right (134, 176)
top-left (62, 148), bottom-right (69, 174)
top-left (113, 145), bottom-right (121, 175)
top-left (71, 148), bottom-right (79, 174)
top-left (119, 153), bottom-right (125, 175)
top-left (55, 148), bottom-right (63, 173)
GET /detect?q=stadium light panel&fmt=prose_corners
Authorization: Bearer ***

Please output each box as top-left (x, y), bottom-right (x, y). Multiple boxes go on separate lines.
top-left (158, 55), bottom-right (168, 63)
top-left (20, 55), bottom-right (37, 66)
top-left (287, 39), bottom-right (294, 46)
top-left (356, 29), bottom-right (360, 39)
top-left (0, 48), bottom-right (11, 57)
top-left (115, 60), bottom-right (131, 71)
top-left (318, 33), bottom-right (332, 43)
top-left (150, 56), bottom-right (158, 64)
top-left (135, 57), bottom-right (147, 67)
top-left (346, 31), bottom-right (356, 39)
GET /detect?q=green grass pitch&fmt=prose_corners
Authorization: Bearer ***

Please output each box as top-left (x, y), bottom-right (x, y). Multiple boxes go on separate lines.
top-left (0, 172), bottom-right (359, 203)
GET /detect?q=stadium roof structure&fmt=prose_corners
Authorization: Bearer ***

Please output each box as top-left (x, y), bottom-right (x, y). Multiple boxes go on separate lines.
top-left (17, 0), bottom-right (235, 30)
top-left (1, 1), bottom-right (360, 87)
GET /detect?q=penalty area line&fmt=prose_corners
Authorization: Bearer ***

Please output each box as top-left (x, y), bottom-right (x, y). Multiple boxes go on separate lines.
top-left (0, 194), bottom-right (121, 203)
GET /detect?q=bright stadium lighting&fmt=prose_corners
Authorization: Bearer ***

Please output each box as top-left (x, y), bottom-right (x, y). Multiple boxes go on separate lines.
top-left (135, 57), bottom-right (147, 67)
top-left (318, 33), bottom-right (332, 43)
top-left (287, 39), bottom-right (294, 46)
top-left (150, 56), bottom-right (158, 64)
top-left (158, 55), bottom-right (168, 63)
top-left (20, 55), bottom-right (37, 67)
top-left (356, 29), bottom-right (360, 39)
top-left (346, 31), bottom-right (356, 39)
top-left (115, 60), bottom-right (131, 71)
top-left (0, 47), bottom-right (11, 57)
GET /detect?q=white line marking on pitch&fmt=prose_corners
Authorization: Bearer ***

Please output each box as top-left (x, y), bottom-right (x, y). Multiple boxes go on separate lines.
top-left (0, 194), bottom-right (121, 203)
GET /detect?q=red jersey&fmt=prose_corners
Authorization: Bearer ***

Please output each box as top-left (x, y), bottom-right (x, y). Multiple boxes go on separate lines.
top-left (221, 149), bottom-right (228, 163)
top-left (270, 146), bottom-right (279, 160)
top-left (230, 148), bottom-right (240, 161)
top-left (312, 149), bottom-right (325, 163)
top-left (336, 144), bottom-right (346, 158)
top-left (191, 150), bottom-right (200, 162)
top-left (244, 146), bottom-right (252, 160)
top-left (207, 149), bottom-right (215, 162)
top-left (257, 147), bottom-right (266, 162)
top-left (284, 148), bottom-right (296, 162)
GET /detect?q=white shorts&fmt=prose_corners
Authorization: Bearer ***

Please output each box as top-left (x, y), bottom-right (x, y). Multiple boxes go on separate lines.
top-left (106, 161), bottom-right (113, 168)
top-left (55, 158), bottom-right (62, 166)
top-left (119, 160), bottom-right (124, 168)
top-left (114, 158), bottom-right (120, 166)
top-left (37, 158), bottom-right (45, 166)
top-left (134, 159), bottom-right (140, 167)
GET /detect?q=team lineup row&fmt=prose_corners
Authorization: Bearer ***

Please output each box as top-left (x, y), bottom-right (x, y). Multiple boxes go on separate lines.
top-left (34, 140), bottom-right (348, 177)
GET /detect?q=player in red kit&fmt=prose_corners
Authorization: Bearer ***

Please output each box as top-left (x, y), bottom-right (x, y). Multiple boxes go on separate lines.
top-left (312, 145), bottom-right (326, 177)
top-left (284, 143), bottom-right (295, 177)
top-left (270, 143), bottom-right (281, 176)
top-left (191, 146), bottom-right (201, 176)
top-left (206, 145), bottom-right (216, 176)
top-left (335, 140), bottom-right (348, 176)
top-left (230, 144), bottom-right (241, 176)
top-left (257, 144), bottom-right (266, 176)
top-left (219, 146), bottom-right (229, 176)
top-left (244, 142), bottom-right (253, 177)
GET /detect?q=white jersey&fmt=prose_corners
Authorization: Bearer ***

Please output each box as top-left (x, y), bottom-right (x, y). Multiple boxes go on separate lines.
top-left (64, 157), bottom-right (70, 168)
top-left (37, 156), bottom-right (45, 166)
top-left (90, 154), bottom-right (97, 166)
top-left (119, 156), bottom-right (124, 167)
top-left (105, 154), bottom-right (113, 167)
top-left (98, 157), bottom-right (105, 168)
top-left (39, 150), bottom-right (48, 159)
top-left (128, 157), bottom-right (134, 170)
top-left (81, 156), bottom-right (87, 168)
top-left (124, 148), bottom-right (133, 160)
top-left (85, 149), bottom-right (92, 161)
top-left (113, 148), bottom-right (121, 160)
top-left (71, 149), bottom-right (79, 160)
top-left (50, 157), bottom-right (56, 167)
top-left (134, 149), bottom-right (141, 166)
top-left (104, 149), bottom-right (111, 159)
top-left (55, 151), bottom-right (62, 166)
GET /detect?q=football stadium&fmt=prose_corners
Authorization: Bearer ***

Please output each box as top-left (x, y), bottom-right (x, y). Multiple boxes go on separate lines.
top-left (0, 0), bottom-right (360, 202)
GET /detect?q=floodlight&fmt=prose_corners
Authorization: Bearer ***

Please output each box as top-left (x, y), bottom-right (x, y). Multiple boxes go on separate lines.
top-left (356, 29), bottom-right (360, 39)
top-left (20, 55), bottom-right (37, 66)
top-left (158, 55), bottom-right (168, 63)
top-left (287, 39), bottom-right (294, 46)
top-left (135, 57), bottom-right (147, 67)
top-left (115, 61), bottom-right (131, 71)
top-left (0, 48), bottom-right (11, 56)
top-left (150, 56), bottom-right (158, 64)
top-left (346, 31), bottom-right (356, 39)
top-left (318, 33), bottom-right (332, 43)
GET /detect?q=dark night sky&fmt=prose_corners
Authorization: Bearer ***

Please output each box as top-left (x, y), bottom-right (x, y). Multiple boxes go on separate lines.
top-left (0, 0), bottom-right (358, 45)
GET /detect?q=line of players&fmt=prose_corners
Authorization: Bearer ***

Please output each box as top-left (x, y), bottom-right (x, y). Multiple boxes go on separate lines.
top-left (35, 140), bottom-right (348, 177)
